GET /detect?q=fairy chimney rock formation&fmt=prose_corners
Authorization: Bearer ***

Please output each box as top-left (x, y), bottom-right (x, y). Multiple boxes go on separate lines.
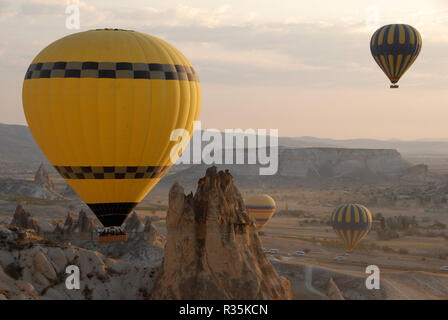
top-left (53, 210), bottom-right (95, 234)
top-left (61, 212), bottom-right (75, 234)
top-left (34, 163), bottom-right (55, 190)
top-left (77, 209), bottom-right (95, 233)
top-left (124, 212), bottom-right (144, 233)
top-left (32, 163), bottom-right (66, 200)
top-left (121, 212), bottom-right (164, 246)
top-left (10, 203), bottom-right (40, 233)
top-left (151, 166), bottom-right (291, 300)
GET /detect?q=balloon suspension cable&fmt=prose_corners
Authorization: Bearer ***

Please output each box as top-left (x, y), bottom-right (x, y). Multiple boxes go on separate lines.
top-left (97, 226), bottom-right (127, 243)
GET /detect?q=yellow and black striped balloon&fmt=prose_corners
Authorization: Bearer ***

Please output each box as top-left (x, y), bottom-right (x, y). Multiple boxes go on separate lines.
top-left (370, 24), bottom-right (422, 87)
top-left (22, 29), bottom-right (201, 227)
top-left (246, 194), bottom-right (276, 230)
top-left (330, 204), bottom-right (372, 252)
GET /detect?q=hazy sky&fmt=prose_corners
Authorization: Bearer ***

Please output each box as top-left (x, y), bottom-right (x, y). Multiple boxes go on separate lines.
top-left (1, 0), bottom-right (448, 139)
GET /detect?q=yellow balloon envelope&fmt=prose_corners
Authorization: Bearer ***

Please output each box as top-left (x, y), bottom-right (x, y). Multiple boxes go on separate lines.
top-left (22, 29), bottom-right (201, 228)
top-left (246, 194), bottom-right (276, 230)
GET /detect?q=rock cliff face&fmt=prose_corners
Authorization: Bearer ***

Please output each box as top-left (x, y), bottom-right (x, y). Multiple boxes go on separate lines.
top-left (0, 223), bottom-right (158, 299)
top-left (0, 164), bottom-right (64, 200)
top-left (160, 147), bottom-right (412, 190)
top-left (10, 207), bottom-right (165, 268)
top-left (151, 166), bottom-right (291, 300)
top-left (0, 179), bottom-right (62, 200)
top-left (400, 164), bottom-right (429, 182)
top-left (278, 148), bottom-right (410, 179)
top-left (82, 212), bottom-right (165, 267)
top-left (49, 211), bottom-right (165, 268)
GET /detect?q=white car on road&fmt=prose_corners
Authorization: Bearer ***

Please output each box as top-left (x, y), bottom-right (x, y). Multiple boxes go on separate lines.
top-left (294, 250), bottom-right (305, 256)
top-left (334, 256), bottom-right (346, 261)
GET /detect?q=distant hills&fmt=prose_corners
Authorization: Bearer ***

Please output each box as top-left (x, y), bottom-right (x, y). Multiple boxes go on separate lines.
top-left (1, 122), bottom-right (448, 176)
top-left (0, 123), bottom-right (49, 175)
top-left (279, 136), bottom-right (448, 155)
top-left (156, 147), bottom-right (414, 191)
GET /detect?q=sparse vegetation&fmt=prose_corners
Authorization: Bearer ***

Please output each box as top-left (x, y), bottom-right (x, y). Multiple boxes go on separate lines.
top-left (146, 216), bottom-right (165, 223)
top-left (1, 195), bottom-right (67, 206)
top-left (429, 220), bottom-right (446, 230)
top-left (136, 203), bottom-right (168, 211)
top-left (382, 246), bottom-right (394, 253)
top-left (275, 209), bottom-right (312, 218)
top-left (438, 253), bottom-right (448, 260)
top-left (376, 229), bottom-right (400, 240)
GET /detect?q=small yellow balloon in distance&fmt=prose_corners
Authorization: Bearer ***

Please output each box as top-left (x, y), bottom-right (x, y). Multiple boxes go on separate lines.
top-left (246, 194), bottom-right (276, 230)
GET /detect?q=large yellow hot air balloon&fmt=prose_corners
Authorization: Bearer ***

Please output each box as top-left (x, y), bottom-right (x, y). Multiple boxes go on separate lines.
top-left (246, 194), bottom-right (276, 230)
top-left (22, 29), bottom-right (201, 242)
top-left (370, 24), bottom-right (422, 88)
top-left (330, 204), bottom-right (372, 252)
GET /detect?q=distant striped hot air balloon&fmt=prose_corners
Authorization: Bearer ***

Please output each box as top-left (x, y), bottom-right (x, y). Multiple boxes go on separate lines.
top-left (370, 24), bottom-right (422, 88)
top-left (246, 194), bottom-right (276, 230)
top-left (330, 204), bottom-right (372, 252)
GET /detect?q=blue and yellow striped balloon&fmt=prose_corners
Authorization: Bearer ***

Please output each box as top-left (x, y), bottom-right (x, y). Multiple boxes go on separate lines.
top-left (370, 24), bottom-right (422, 88)
top-left (330, 204), bottom-right (372, 252)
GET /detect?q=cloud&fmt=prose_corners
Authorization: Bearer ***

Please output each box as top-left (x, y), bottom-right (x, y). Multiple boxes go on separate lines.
top-left (20, 0), bottom-right (65, 17)
top-left (136, 22), bottom-right (374, 86)
top-left (19, 0), bottom-right (96, 20)
top-left (0, 0), bottom-right (16, 22)
top-left (80, 3), bottom-right (261, 30)
top-left (1, 1), bottom-right (448, 88)
top-left (185, 42), bottom-right (328, 71)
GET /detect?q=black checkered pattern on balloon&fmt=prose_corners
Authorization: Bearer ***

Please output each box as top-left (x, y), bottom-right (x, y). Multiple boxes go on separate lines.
top-left (25, 62), bottom-right (199, 81)
top-left (54, 165), bottom-right (170, 179)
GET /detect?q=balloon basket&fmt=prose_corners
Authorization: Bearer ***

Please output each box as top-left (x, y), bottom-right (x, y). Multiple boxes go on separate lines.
top-left (390, 84), bottom-right (399, 89)
top-left (99, 234), bottom-right (127, 243)
top-left (97, 227), bottom-right (127, 243)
